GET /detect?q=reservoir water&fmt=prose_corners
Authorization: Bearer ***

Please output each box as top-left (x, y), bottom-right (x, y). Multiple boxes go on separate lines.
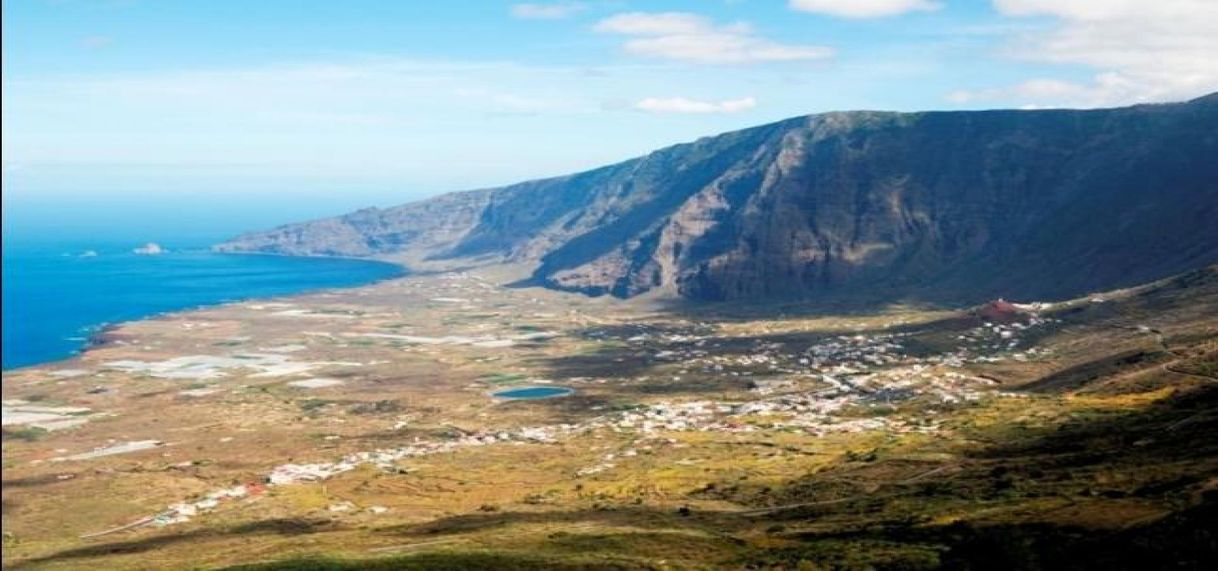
top-left (493, 386), bottom-right (575, 400)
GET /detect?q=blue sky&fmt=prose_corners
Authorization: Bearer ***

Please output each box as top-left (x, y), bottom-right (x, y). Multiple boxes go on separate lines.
top-left (3, 0), bottom-right (1216, 240)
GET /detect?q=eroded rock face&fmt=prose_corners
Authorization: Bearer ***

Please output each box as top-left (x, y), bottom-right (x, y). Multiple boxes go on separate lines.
top-left (214, 190), bottom-right (497, 260)
top-left (216, 94), bottom-right (1218, 303)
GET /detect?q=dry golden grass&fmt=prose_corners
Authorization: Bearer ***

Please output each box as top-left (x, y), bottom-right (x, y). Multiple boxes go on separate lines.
top-left (4, 267), bottom-right (1217, 569)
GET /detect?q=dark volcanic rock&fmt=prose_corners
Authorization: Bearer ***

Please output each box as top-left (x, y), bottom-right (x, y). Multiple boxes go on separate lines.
top-left (215, 94), bottom-right (1218, 303)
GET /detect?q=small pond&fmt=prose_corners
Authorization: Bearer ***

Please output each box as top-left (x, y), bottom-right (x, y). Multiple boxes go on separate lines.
top-left (492, 386), bottom-right (575, 400)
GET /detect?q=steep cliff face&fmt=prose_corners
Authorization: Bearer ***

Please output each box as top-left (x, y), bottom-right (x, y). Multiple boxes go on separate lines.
top-left (215, 190), bottom-right (495, 260)
top-left (216, 94), bottom-right (1218, 303)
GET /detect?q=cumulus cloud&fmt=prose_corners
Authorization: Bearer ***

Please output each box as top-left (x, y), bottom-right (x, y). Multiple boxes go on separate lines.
top-left (511, 3), bottom-right (585, 20)
top-left (788, 0), bottom-right (942, 19)
top-left (952, 0), bottom-right (1218, 107)
top-left (633, 96), bottom-right (757, 114)
top-left (595, 12), bottom-right (833, 64)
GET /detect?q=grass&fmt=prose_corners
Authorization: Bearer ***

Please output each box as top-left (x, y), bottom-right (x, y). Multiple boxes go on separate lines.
top-left (298, 399), bottom-right (334, 412)
top-left (5, 267), bottom-right (1217, 570)
top-left (227, 550), bottom-right (657, 570)
top-left (1, 426), bottom-right (49, 442)
top-left (479, 372), bottom-right (529, 385)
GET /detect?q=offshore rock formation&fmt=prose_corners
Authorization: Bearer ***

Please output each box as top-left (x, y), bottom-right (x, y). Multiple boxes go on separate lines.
top-left (216, 93), bottom-right (1218, 303)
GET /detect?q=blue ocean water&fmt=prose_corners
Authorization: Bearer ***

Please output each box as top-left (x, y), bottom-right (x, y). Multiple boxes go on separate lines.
top-left (1, 242), bottom-right (402, 370)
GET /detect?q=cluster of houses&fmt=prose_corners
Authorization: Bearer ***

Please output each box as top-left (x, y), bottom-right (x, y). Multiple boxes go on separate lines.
top-left (118, 277), bottom-right (1069, 530)
top-left (156, 483), bottom-right (264, 526)
top-left (953, 314), bottom-right (1058, 362)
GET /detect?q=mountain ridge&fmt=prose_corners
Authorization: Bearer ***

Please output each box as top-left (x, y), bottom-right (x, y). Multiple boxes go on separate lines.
top-left (216, 93), bottom-right (1218, 304)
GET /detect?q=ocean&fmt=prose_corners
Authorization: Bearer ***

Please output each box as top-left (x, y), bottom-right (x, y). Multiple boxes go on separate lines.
top-left (1, 240), bottom-right (402, 370)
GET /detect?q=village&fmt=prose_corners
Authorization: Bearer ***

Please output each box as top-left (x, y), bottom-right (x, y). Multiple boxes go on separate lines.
top-left (3, 273), bottom-right (1068, 533)
top-left (6, 267), bottom-right (1149, 568)
top-left (2, 258), bottom-right (1213, 571)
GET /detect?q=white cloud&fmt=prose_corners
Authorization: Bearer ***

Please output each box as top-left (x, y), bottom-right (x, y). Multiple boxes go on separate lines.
top-left (595, 12), bottom-right (711, 35)
top-left (511, 3), bottom-right (585, 20)
top-left (947, 78), bottom-right (1099, 105)
top-left (595, 12), bottom-right (833, 64)
top-left (954, 0), bottom-right (1218, 107)
top-left (634, 96), bottom-right (757, 114)
top-left (789, 0), bottom-right (942, 19)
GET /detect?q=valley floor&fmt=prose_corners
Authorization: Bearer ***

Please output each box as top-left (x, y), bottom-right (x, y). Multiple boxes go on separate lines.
top-left (2, 267), bottom-right (1216, 570)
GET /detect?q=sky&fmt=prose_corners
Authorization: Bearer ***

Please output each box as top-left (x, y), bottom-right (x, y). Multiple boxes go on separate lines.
top-left (3, 0), bottom-right (1217, 242)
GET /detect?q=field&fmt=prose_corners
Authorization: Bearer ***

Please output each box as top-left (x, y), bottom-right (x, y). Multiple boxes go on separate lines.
top-left (3, 267), bottom-right (1217, 570)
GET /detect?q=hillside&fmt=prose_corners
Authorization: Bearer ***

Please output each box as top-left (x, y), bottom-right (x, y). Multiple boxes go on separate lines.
top-left (216, 93), bottom-right (1218, 303)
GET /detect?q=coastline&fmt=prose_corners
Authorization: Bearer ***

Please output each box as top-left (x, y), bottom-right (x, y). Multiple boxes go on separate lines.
top-left (3, 250), bottom-right (1215, 569)
top-left (2, 252), bottom-right (408, 373)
